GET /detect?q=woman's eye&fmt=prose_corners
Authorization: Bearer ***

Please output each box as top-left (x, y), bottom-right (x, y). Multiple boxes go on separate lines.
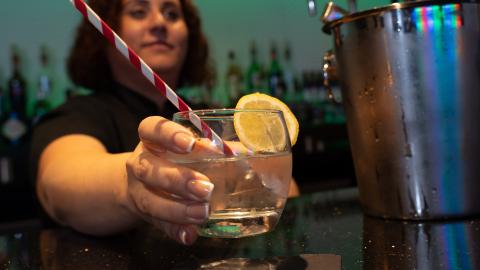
top-left (163, 8), bottom-right (180, 21)
top-left (128, 9), bottom-right (147, 19)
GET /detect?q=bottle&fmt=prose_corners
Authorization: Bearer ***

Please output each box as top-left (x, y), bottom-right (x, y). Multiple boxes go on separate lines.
top-left (0, 144), bottom-right (13, 186)
top-left (283, 43), bottom-right (297, 102)
top-left (267, 43), bottom-right (285, 98)
top-left (302, 71), bottom-right (313, 103)
top-left (32, 45), bottom-right (53, 124)
top-left (7, 45), bottom-right (27, 119)
top-left (301, 71), bottom-right (315, 125)
top-left (3, 45), bottom-right (29, 145)
top-left (245, 41), bottom-right (265, 93)
top-left (313, 71), bottom-right (327, 125)
top-left (1, 46), bottom-right (30, 189)
top-left (0, 79), bottom-right (6, 117)
top-left (225, 50), bottom-right (243, 106)
top-left (0, 84), bottom-right (13, 186)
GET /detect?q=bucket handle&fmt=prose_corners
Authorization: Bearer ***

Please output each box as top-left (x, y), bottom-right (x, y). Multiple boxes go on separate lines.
top-left (323, 50), bottom-right (340, 104)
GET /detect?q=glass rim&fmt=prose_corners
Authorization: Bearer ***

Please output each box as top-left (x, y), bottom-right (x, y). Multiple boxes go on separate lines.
top-left (172, 108), bottom-right (284, 120)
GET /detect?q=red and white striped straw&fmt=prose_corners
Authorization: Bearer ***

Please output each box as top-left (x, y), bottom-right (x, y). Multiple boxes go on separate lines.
top-left (69, 0), bottom-right (234, 156)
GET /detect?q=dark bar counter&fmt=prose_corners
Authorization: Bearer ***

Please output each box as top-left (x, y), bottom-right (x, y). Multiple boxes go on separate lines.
top-left (1, 188), bottom-right (479, 269)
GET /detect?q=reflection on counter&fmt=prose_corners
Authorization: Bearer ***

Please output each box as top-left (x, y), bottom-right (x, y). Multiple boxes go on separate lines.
top-left (363, 216), bottom-right (480, 270)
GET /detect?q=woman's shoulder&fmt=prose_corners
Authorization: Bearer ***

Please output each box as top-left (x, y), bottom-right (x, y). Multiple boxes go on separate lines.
top-left (56, 91), bottom-right (120, 113)
top-left (34, 91), bottom-right (122, 133)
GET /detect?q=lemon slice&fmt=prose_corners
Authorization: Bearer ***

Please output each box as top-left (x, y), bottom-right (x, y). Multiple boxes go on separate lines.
top-left (234, 93), bottom-right (299, 152)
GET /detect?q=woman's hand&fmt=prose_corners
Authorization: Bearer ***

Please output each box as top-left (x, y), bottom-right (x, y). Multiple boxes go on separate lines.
top-left (123, 116), bottom-right (215, 245)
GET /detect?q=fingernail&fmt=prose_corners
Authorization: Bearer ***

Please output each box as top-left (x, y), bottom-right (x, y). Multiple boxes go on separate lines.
top-left (187, 180), bottom-right (214, 201)
top-left (186, 203), bottom-right (209, 221)
top-left (173, 133), bottom-right (195, 153)
top-left (179, 229), bottom-right (188, 245)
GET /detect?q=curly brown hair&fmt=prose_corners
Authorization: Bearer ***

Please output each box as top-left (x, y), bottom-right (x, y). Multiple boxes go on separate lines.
top-left (67, 0), bottom-right (214, 91)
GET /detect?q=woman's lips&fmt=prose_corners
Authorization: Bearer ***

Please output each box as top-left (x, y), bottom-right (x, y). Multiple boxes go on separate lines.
top-left (142, 41), bottom-right (174, 50)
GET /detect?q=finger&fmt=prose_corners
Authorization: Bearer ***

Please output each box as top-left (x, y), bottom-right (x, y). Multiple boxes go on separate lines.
top-left (131, 187), bottom-right (210, 225)
top-left (127, 149), bottom-right (214, 201)
top-left (191, 139), bottom-right (253, 156)
top-left (191, 138), bottom-right (223, 155)
top-left (165, 138), bottom-right (250, 163)
top-left (165, 138), bottom-right (222, 162)
top-left (138, 116), bottom-right (196, 154)
top-left (159, 222), bottom-right (198, 246)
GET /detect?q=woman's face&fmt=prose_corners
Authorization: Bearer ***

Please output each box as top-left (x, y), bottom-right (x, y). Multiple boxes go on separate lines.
top-left (119, 0), bottom-right (189, 79)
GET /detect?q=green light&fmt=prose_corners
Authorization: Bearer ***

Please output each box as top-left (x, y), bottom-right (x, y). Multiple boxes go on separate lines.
top-left (213, 224), bottom-right (240, 234)
top-left (415, 8), bottom-right (423, 32)
top-left (434, 5), bottom-right (442, 31)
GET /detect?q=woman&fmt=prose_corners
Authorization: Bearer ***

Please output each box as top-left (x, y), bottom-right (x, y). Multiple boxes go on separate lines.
top-left (31, 0), bottom-right (299, 246)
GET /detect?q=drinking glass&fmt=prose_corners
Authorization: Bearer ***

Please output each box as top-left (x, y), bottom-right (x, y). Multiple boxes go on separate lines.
top-left (169, 109), bottom-right (292, 238)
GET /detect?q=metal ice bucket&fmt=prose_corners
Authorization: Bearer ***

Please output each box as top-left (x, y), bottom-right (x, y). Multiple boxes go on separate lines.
top-left (322, 0), bottom-right (480, 220)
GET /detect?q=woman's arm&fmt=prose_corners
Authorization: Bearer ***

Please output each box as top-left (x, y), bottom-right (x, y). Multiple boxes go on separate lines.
top-left (37, 134), bottom-right (139, 235)
top-left (36, 116), bottom-right (214, 245)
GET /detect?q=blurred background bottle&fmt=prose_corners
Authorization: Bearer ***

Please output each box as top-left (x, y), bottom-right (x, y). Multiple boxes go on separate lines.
top-left (245, 41), bottom-right (265, 94)
top-left (32, 45), bottom-right (53, 124)
top-left (0, 83), bottom-right (13, 186)
top-left (267, 43), bottom-right (285, 98)
top-left (7, 45), bottom-right (27, 119)
top-left (224, 50), bottom-right (243, 107)
top-left (3, 45), bottom-right (29, 146)
top-left (1, 45), bottom-right (30, 188)
top-left (282, 43), bottom-right (297, 103)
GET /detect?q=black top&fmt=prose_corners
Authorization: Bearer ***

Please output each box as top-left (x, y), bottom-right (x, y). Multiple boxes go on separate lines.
top-left (29, 82), bottom-right (178, 183)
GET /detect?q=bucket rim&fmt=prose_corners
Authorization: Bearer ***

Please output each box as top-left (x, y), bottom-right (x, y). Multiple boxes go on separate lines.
top-left (322, 0), bottom-right (479, 34)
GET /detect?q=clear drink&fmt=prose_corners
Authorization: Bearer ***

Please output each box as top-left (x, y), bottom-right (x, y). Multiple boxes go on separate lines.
top-left (174, 152), bottom-right (292, 238)
top-left (171, 109), bottom-right (293, 238)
